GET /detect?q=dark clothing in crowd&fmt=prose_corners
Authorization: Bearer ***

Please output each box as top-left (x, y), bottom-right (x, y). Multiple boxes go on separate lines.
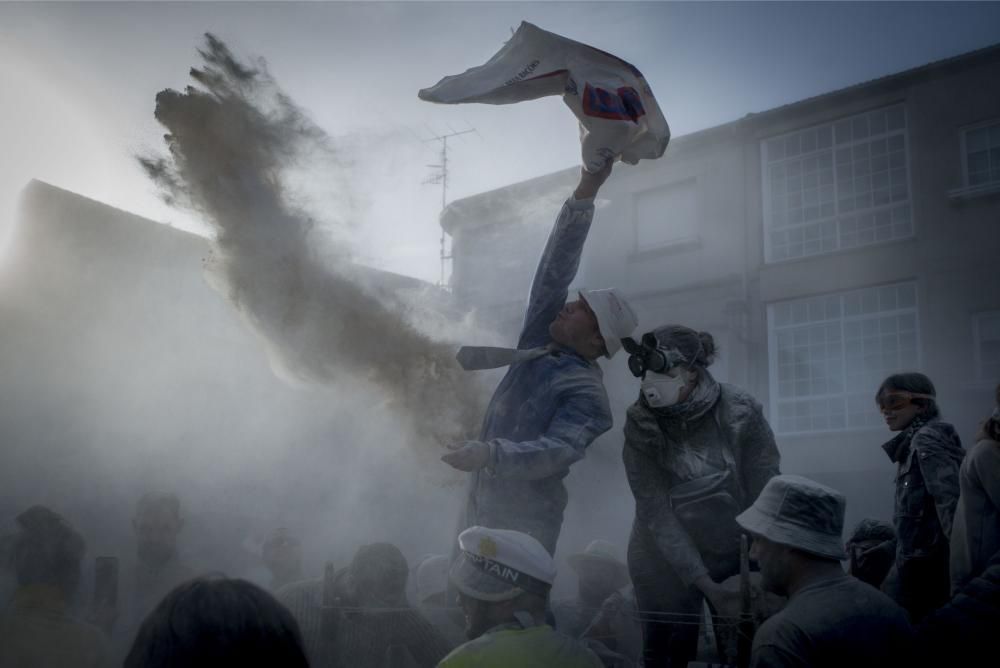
top-left (750, 573), bottom-right (913, 668)
top-left (277, 574), bottom-right (450, 668)
top-left (881, 417), bottom-right (964, 621)
top-left (124, 577), bottom-right (308, 668)
top-left (552, 588), bottom-right (642, 667)
top-left (916, 546), bottom-right (1000, 666)
top-left (624, 378), bottom-right (780, 667)
top-left (846, 519), bottom-right (896, 589)
top-left (950, 438), bottom-right (1000, 593)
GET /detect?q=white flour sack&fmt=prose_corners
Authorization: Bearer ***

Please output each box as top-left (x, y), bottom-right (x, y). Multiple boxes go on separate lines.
top-left (418, 21), bottom-right (670, 172)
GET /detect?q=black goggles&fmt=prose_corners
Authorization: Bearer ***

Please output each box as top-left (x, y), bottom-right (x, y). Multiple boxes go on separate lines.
top-left (621, 333), bottom-right (685, 378)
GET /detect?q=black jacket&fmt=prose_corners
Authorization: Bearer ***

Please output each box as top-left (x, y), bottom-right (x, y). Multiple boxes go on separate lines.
top-left (916, 547), bottom-right (1000, 665)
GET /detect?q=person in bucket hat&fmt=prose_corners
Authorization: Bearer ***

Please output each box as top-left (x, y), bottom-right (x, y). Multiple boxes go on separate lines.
top-left (736, 475), bottom-right (914, 668)
top-left (439, 526), bottom-right (602, 668)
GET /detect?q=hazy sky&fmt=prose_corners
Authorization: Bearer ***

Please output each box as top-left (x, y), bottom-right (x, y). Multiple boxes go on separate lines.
top-left (2, 1), bottom-right (999, 283)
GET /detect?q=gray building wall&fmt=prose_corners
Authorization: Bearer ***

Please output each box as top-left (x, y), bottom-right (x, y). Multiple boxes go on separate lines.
top-left (442, 44), bottom-right (1000, 540)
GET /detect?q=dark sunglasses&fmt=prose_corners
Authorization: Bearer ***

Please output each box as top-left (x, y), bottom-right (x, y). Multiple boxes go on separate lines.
top-left (876, 391), bottom-right (934, 411)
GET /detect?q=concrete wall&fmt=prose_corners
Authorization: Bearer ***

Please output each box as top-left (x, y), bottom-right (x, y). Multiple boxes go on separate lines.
top-left (443, 45), bottom-right (1000, 535)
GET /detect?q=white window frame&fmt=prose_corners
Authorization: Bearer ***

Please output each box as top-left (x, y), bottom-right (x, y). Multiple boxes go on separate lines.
top-left (761, 104), bottom-right (914, 264)
top-left (632, 178), bottom-right (699, 255)
top-left (960, 119), bottom-right (1000, 189)
top-left (767, 281), bottom-right (922, 436)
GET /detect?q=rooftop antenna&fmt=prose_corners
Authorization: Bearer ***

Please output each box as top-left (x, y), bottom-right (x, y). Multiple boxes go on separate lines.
top-left (423, 125), bottom-right (480, 288)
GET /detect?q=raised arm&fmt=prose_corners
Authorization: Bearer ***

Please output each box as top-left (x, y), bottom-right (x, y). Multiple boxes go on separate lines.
top-left (517, 163), bottom-right (613, 350)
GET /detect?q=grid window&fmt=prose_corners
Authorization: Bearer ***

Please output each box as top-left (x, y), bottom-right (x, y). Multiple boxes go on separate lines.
top-left (763, 105), bottom-right (912, 262)
top-left (964, 123), bottom-right (1000, 187)
top-left (634, 181), bottom-right (698, 252)
top-left (769, 282), bottom-right (920, 434)
top-left (975, 311), bottom-right (1000, 381)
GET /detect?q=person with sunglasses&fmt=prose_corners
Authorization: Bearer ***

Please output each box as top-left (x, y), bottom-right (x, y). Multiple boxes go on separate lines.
top-left (876, 372), bottom-right (964, 623)
top-left (620, 325), bottom-right (781, 667)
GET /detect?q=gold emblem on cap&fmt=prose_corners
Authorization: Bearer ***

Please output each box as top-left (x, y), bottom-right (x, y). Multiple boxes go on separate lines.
top-left (478, 536), bottom-right (498, 558)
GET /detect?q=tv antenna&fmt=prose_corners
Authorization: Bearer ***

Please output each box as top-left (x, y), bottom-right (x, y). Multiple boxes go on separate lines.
top-left (423, 125), bottom-right (480, 288)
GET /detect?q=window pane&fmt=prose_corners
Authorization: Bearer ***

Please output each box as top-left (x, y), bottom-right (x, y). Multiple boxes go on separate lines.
top-left (769, 282), bottom-right (919, 433)
top-left (765, 105), bottom-right (912, 262)
top-left (635, 182), bottom-right (698, 250)
top-left (968, 127), bottom-right (991, 152)
top-left (886, 106), bottom-right (905, 130)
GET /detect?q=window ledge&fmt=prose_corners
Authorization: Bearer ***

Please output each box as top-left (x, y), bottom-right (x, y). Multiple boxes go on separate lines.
top-left (948, 182), bottom-right (1000, 201)
top-left (629, 236), bottom-right (702, 262)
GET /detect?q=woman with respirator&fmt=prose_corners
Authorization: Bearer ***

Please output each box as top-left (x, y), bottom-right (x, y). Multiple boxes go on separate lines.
top-left (620, 325), bottom-right (781, 667)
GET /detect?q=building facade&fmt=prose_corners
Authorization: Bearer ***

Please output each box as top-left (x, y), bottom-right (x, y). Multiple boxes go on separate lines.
top-left (442, 44), bottom-right (1000, 528)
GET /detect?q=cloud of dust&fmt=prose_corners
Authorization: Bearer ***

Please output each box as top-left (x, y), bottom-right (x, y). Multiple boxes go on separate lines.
top-left (138, 34), bottom-right (485, 448)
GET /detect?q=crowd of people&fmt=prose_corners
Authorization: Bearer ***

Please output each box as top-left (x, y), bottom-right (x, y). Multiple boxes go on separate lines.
top-left (1, 163), bottom-right (998, 667)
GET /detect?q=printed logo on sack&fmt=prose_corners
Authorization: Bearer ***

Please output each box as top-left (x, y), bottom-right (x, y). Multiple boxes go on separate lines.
top-left (503, 60), bottom-right (540, 86)
top-left (582, 84), bottom-right (646, 123)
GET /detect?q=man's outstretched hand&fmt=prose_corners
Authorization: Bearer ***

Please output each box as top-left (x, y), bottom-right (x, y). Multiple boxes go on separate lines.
top-left (442, 441), bottom-right (491, 472)
top-left (573, 159), bottom-right (614, 200)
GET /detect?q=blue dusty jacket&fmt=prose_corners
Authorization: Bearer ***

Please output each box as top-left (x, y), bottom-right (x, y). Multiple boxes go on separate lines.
top-left (460, 197), bottom-right (612, 555)
top-left (881, 418), bottom-right (964, 562)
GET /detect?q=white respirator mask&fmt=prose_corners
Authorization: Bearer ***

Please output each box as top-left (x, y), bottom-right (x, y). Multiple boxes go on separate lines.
top-left (641, 369), bottom-right (695, 408)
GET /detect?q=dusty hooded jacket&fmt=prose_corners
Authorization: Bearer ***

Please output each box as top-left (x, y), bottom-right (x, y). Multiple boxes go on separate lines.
top-left (881, 418), bottom-right (964, 562)
top-left (460, 197), bottom-right (612, 555)
top-left (623, 380), bottom-right (781, 586)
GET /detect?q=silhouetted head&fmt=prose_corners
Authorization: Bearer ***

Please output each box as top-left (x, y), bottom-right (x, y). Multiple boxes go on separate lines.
top-left (261, 528), bottom-right (302, 589)
top-left (133, 492), bottom-right (183, 567)
top-left (347, 542), bottom-right (408, 608)
top-left (13, 505), bottom-right (85, 599)
top-left (124, 576), bottom-right (308, 668)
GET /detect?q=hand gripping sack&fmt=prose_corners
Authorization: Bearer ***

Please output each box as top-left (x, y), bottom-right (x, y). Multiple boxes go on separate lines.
top-left (418, 21), bottom-right (670, 172)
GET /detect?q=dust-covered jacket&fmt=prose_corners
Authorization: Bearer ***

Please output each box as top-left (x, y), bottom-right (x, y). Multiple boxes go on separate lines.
top-left (881, 418), bottom-right (964, 562)
top-left (460, 197), bottom-right (612, 555)
top-left (623, 383), bottom-right (781, 586)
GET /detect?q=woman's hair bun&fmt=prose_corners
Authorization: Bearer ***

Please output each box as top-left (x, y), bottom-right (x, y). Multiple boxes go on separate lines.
top-left (697, 331), bottom-right (717, 367)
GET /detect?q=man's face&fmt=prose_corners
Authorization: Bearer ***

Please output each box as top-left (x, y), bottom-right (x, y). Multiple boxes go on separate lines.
top-left (577, 562), bottom-right (620, 604)
top-left (457, 591), bottom-right (493, 640)
top-left (548, 297), bottom-right (603, 356)
top-left (133, 509), bottom-right (181, 566)
top-left (263, 538), bottom-right (302, 581)
top-left (749, 534), bottom-right (790, 596)
top-left (878, 391), bottom-right (922, 431)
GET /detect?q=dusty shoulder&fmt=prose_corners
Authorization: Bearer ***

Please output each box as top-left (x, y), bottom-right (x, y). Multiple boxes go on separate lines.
top-left (718, 383), bottom-right (765, 419)
top-left (912, 421), bottom-right (962, 453)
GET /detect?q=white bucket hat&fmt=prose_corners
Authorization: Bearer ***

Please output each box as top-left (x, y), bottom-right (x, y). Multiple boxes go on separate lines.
top-left (415, 554), bottom-right (450, 603)
top-left (736, 474), bottom-right (847, 561)
top-left (567, 539), bottom-right (629, 589)
top-left (579, 288), bottom-right (638, 359)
